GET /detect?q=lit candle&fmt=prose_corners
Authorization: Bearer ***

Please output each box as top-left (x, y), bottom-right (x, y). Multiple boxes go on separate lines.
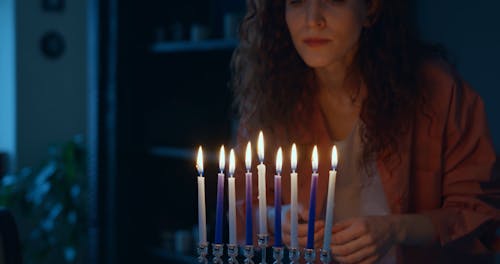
top-left (215, 146), bottom-right (225, 244)
top-left (274, 147), bottom-right (283, 246)
top-left (196, 147), bottom-right (207, 244)
top-left (228, 149), bottom-right (237, 245)
top-left (306, 146), bottom-right (319, 249)
top-left (323, 146), bottom-right (338, 252)
top-left (245, 142), bottom-right (254, 245)
top-left (290, 143), bottom-right (299, 248)
top-left (257, 131), bottom-right (268, 235)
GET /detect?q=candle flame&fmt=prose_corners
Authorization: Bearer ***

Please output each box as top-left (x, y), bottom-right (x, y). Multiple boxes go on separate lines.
top-left (312, 145), bottom-right (318, 172)
top-left (276, 147), bottom-right (283, 175)
top-left (331, 145), bottom-right (338, 170)
top-left (219, 145), bottom-right (226, 172)
top-left (229, 149), bottom-right (235, 176)
top-left (245, 141), bottom-right (252, 171)
top-left (257, 131), bottom-right (264, 162)
top-left (196, 146), bottom-right (203, 175)
top-left (291, 143), bottom-right (297, 172)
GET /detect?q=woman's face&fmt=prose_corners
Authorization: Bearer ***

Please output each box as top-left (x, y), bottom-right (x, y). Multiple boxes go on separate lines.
top-left (285, 0), bottom-right (369, 69)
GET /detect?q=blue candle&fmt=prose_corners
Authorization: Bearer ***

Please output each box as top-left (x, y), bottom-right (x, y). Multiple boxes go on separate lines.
top-left (215, 146), bottom-right (225, 244)
top-left (245, 141), bottom-right (253, 245)
top-left (306, 146), bottom-right (319, 249)
top-left (274, 147), bottom-right (283, 246)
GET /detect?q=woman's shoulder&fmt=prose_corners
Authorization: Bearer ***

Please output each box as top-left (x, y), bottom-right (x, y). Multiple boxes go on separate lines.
top-left (418, 58), bottom-right (481, 115)
top-left (414, 58), bottom-right (487, 142)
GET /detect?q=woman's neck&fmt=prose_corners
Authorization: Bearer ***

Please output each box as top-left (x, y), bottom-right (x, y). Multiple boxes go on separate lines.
top-left (315, 64), bottom-right (364, 107)
top-left (313, 61), bottom-right (366, 141)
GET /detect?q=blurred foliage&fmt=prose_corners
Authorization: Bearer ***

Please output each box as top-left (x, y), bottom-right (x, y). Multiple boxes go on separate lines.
top-left (0, 136), bottom-right (87, 264)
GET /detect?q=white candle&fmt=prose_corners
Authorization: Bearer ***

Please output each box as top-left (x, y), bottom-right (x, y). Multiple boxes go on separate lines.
top-left (290, 143), bottom-right (299, 248)
top-left (323, 146), bottom-right (338, 251)
top-left (257, 131), bottom-right (268, 235)
top-left (228, 149), bottom-right (237, 245)
top-left (196, 146), bottom-right (207, 244)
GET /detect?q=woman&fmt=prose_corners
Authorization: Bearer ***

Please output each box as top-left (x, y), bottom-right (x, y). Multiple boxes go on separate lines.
top-left (231, 0), bottom-right (499, 263)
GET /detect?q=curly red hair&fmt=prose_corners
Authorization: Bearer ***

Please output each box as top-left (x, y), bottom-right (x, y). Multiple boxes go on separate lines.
top-left (231, 0), bottom-right (447, 162)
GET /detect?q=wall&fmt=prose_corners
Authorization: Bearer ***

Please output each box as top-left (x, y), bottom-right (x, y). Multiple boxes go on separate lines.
top-left (16, 0), bottom-right (88, 169)
top-left (417, 0), bottom-right (500, 151)
top-left (0, 0), bottom-right (16, 172)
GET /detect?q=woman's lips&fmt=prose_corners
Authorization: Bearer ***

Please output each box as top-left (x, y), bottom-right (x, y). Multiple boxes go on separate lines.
top-left (303, 38), bottom-right (331, 47)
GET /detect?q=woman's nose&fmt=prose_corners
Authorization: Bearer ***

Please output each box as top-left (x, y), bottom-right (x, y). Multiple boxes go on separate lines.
top-left (306, 0), bottom-right (326, 28)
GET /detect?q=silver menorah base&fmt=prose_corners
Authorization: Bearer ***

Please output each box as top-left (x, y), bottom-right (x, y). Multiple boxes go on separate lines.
top-left (272, 246), bottom-right (284, 264)
top-left (227, 244), bottom-right (239, 264)
top-left (288, 247), bottom-right (300, 264)
top-left (197, 242), bottom-right (209, 264)
top-left (304, 248), bottom-right (316, 264)
top-left (212, 243), bottom-right (224, 264)
top-left (198, 242), bottom-right (208, 264)
top-left (257, 234), bottom-right (269, 264)
top-left (320, 248), bottom-right (331, 264)
top-left (243, 245), bottom-right (255, 264)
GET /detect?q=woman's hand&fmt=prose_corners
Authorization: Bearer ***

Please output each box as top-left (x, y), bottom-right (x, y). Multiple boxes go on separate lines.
top-left (278, 205), bottom-right (325, 248)
top-left (330, 216), bottom-right (401, 264)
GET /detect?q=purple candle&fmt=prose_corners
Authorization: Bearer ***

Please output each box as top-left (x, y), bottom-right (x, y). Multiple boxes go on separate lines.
top-left (245, 142), bottom-right (253, 245)
top-left (245, 172), bottom-right (253, 245)
top-left (306, 146), bottom-right (319, 249)
top-left (215, 146), bottom-right (225, 244)
top-left (274, 147), bottom-right (283, 246)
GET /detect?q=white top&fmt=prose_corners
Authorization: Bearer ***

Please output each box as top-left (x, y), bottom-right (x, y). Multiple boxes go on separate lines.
top-left (323, 121), bottom-right (397, 264)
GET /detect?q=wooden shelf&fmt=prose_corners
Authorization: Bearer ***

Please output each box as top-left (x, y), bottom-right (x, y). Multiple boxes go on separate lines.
top-left (150, 146), bottom-right (218, 162)
top-left (151, 39), bottom-right (238, 53)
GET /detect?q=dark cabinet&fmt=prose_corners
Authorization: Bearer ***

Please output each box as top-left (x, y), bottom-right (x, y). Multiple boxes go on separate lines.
top-left (97, 0), bottom-right (245, 263)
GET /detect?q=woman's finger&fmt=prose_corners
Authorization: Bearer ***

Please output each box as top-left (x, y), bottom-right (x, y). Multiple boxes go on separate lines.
top-left (331, 218), bottom-right (356, 233)
top-left (282, 231), bottom-right (293, 248)
top-left (314, 222), bottom-right (325, 245)
top-left (332, 221), bottom-right (368, 245)
top-left (315, 240), bottom-right (322, 249)
top-left (331, 234), bottom-right (372, 256)
top-left (297, 222), bottom-right (310, 234)
top-left (281, 206), bottom-right (292, 233)
top-left (282, 221), bottom-right (291, 233)
top-left (334, 244), bottom-right (377, 264)
top-left (298, 235), bottom-right (308, 248)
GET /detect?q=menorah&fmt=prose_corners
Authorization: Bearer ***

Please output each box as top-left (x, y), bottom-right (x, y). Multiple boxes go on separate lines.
top-left (196, 132), bottom-right (338, 264)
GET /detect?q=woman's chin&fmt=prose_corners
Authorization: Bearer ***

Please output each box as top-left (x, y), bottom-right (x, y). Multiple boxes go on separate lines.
top-left (303, 59), bottom-right (333, 69)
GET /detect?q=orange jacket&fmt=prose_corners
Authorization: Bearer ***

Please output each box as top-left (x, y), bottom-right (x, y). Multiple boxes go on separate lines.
top-left (234, 61), bottom-right (499, 262)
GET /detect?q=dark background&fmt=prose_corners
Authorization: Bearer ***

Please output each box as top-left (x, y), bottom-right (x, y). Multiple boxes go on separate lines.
top-left (96, 0), bottom-right (245, 263)
top-left (0, 0), bottom-right (498, 263)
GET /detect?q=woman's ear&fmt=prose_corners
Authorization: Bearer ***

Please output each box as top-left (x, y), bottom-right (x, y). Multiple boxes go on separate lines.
top-left (364, 0), bottom-right (381, 27)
